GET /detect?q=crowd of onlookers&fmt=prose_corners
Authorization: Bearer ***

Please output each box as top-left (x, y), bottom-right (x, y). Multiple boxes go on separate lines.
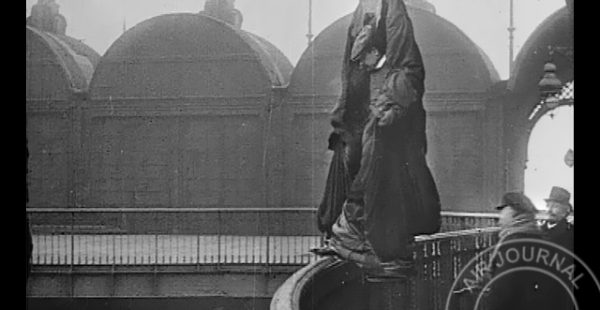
top-left (454, 186), bottom-right (574, 310)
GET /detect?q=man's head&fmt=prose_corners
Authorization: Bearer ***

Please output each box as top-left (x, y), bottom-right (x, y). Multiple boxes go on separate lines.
top-left (545, 186), bottom-right (573, 221)
top-left (547, 201), bottom-right (572, 222)
top-left (495, 192), bottom-right (538, 227)
top-left (498, 205), bottom-right (517, 227)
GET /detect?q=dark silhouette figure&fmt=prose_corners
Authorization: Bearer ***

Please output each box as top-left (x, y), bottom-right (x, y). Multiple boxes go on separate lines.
top-left (315, 0), bottom-right (441, 272)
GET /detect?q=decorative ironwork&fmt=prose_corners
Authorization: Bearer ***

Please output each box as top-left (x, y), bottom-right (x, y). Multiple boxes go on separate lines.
top-left (530, 80), bottom-right (574, 121)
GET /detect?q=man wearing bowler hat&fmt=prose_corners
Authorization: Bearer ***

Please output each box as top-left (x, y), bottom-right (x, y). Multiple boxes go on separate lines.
top-left (541, 186), bottom-right (574, 253)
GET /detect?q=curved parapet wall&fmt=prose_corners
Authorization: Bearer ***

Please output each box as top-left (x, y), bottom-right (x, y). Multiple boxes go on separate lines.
top-left (282, 5), bottom-right (502, 211)
top-left (271, 257), bottom-right (368, 310)
top-left (272, 227), bottom-right (500, 310)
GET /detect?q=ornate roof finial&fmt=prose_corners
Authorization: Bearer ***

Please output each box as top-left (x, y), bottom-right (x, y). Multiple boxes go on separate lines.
top-left (27, 0), bottom-right (67, 35)
top-left (202, 0), bottom-right (243, 29)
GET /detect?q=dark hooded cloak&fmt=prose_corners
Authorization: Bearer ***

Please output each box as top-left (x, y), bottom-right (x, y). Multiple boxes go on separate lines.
top-left (318, 0), bottom-right (441, 262)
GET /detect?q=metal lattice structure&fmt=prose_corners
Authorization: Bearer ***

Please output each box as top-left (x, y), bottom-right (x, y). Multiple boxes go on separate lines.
top-left (529, 80), bottom-right (574, 121)
top-left (557, 80), bottom-right (574, 100)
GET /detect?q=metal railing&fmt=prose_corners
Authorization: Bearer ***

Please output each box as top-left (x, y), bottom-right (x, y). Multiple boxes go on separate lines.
top-left (412, 227), bottom-right (500, 309)
top-left (28, 208), bottom-right (324, 267)
top-left (271, 226), bottom-right (501, 310)
top-left (27, 208), bottom-right (503, 267)
top-left (439, 212), bottom-right (498, 232)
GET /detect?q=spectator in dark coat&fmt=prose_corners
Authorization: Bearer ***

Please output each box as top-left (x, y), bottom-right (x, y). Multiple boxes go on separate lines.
top-left (477, 192), bottom-right (573, 310)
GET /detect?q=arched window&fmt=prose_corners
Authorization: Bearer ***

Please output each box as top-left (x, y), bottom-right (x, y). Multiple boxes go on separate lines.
top-left (524, 82), bottom-right (573, 210)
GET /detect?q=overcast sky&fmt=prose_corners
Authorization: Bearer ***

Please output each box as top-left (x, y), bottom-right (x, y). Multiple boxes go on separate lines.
top-left (525, 106), bottom-right (573, 210)
top-left (26, 0), bottom-right (566, 80)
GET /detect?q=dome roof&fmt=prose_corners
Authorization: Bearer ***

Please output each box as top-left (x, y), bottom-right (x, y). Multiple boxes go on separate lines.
top-left (26, 26), bottom-right (99, 100)
top-left (508, 7), bottom-right (572, 93)
top-left (289, 6), bottom-right (500, 96)
top-left (54, 34), bottom-right (101, 68)
top-left (90, 13), bottom-right (292, 99)
top-left (245, 32), bottom-right (294, 85)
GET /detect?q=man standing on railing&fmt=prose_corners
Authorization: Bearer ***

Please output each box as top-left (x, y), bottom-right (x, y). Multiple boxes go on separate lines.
top-left (313, 0), bottom-right (441, 275)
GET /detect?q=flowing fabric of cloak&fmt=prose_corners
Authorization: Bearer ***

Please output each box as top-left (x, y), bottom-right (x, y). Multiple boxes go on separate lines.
top-left (317, 141), bottom-right (350, 237)
top-left (317, 0), bottom-right (441, 262)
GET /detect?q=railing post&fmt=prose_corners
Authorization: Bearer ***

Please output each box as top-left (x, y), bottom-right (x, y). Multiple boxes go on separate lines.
top-left (70, 211), bottom-right (75, 297)
top-left (154, 211), bottom-right (158, 268)
top-left (217, 210), bottom-right (221, 268)
top-left (111, 220), bottom-right (116, 297)
top-left (196, 221), bottom-right (200, 270)
top-left (266, 210), bottom-right (270, 266)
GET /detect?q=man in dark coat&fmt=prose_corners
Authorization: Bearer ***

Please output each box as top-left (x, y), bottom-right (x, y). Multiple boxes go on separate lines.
top-left (484, 192), bottom-right (547, 310)
top-left (456, 192), bottom-right (573, 310)
top-left (541, 186), bottom-right (574, 253)
top-left (314, 0), bottom-right (441, 270)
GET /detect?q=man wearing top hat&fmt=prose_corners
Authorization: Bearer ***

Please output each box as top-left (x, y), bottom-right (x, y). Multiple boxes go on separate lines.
top-left (541, 186), bottom-right (574, 253)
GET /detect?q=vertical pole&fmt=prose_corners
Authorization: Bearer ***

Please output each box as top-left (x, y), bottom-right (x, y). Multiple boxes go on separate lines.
top-left (508, 0), bottom-right (515, 76)
top-left (307, 0), bottom-right (314, 45)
